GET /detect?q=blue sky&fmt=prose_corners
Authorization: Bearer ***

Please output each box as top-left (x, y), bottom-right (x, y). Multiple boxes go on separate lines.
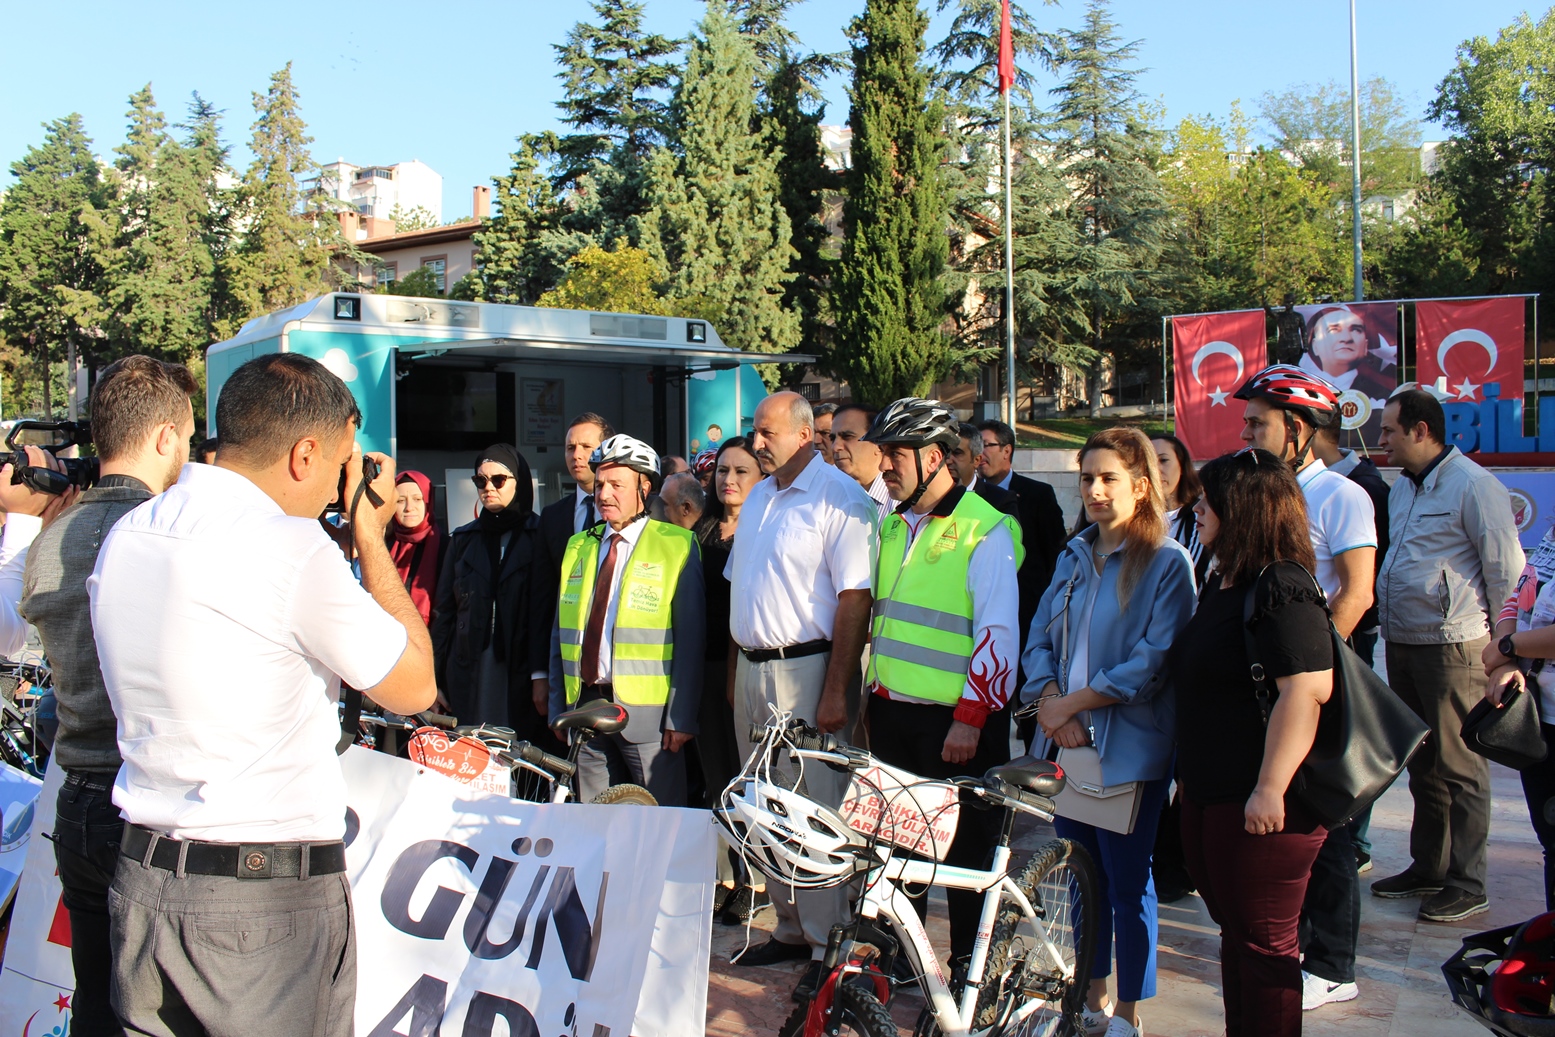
top-left (2, 0), bottom-right (1542, 220)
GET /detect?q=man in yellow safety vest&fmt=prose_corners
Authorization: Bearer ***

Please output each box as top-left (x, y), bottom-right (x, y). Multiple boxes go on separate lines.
top-left (863, 397), bottom-right (1024, 967)
top-left (548, 434), bottom-right (704, 805)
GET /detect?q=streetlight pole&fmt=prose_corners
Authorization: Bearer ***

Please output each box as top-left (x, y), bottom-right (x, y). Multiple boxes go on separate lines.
top-left (1349, 0), bottom-right (1364, 301)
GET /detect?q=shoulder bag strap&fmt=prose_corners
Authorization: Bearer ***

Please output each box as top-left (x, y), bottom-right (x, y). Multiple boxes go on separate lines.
top-left (1242, 564), bottom-right (1277, 727)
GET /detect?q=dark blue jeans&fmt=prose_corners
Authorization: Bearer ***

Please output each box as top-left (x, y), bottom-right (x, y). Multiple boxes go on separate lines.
top-left (1521, 723), bottom-right (1555, 910)
top-left (54, 769), bottom-right (126, 1037)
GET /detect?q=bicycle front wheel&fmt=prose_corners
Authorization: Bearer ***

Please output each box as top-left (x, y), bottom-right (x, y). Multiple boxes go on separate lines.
top-left (780, 978), bottom-right (899, 1037)
top-left (590, 783), bottom-right (658, 806)
top-left (975, 837), bottom-right (1100, 1037)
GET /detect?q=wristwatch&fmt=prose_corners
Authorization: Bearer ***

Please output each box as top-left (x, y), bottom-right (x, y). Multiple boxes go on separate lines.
top-left (1500, 632), bottom-right (1519, 661)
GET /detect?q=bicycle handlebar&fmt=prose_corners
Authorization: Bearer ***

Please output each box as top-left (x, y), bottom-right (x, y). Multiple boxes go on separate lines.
top-left (513, 742), bottom-right (576, 780)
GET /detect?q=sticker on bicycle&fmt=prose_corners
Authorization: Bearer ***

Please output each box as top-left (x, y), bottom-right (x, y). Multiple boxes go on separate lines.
top-left (406, 727), bottom-right (510, 797)
top-left (839, 759), bottom-right (960, 861)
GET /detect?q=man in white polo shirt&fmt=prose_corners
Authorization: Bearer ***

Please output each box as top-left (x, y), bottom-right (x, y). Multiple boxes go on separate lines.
top-left (726, 391), bottom-right (875, 981)
top-left (1236, 364), bottom-right (1376, 1013)
top-left (90, 352), bottom-right (436, 1036)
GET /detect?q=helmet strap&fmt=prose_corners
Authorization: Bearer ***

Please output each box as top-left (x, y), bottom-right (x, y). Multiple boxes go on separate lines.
top-left (1284, 411), bottom-right (1314, 469)
top-left (900, 446), bottom-right (949, 511)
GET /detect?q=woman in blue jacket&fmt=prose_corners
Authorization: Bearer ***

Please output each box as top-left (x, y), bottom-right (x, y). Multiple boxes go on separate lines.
top-left (1021, 427), bottom-right (1197, 1037)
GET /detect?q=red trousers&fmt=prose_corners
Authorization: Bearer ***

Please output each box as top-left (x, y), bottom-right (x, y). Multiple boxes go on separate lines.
top-left (1181, 796), bottom-right (1326, 1037)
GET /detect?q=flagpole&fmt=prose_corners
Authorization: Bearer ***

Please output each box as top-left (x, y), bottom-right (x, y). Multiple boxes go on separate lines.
top-left (1003, 83), bottom-right (1016, 429)
top-left (1349, 0), bottom-right (1363, 301)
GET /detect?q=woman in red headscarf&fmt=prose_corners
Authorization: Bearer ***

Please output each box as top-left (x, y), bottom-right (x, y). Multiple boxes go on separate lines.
top-left (388, 471), bottom-right (443, 626)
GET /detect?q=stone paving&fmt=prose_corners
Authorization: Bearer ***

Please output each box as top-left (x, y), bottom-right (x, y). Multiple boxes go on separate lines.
top-left (704, 763), bottom-right (1543, 1036)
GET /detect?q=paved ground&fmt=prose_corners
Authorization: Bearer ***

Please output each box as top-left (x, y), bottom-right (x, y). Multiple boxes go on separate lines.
top-left (704, 762), bottom-right (1542, 1037)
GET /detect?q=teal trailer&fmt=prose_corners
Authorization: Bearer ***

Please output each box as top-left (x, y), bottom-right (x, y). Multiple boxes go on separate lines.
top-left (205, 293), bottom-right (808, 525)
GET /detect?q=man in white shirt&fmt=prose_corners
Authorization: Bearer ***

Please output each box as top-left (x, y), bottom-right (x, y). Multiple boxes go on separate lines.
top-left (90, 352), bottom-right (436, 1036)
top-left (830, 403), bottom-right (892, 523)
top-left (726, 391), bottom-right (875, 973)
top-left (1236, 364), bottom-right (1376, 1013)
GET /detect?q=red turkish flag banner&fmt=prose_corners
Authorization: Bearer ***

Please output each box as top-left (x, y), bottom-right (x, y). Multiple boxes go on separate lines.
top-left (1173, 310), bottom-right (1268, 460)
top-left (1415, 296), bottom-right (1525, 402)
top-left (997, 0), bottom-right (1015, 93)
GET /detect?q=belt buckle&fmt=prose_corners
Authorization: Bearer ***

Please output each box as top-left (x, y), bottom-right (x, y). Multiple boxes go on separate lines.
top-left (238, 844), bottom-right (274, 879)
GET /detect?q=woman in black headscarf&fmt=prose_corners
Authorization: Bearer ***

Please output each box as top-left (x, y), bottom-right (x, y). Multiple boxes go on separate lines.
top-left (430, 444), bottom-right (549, 734)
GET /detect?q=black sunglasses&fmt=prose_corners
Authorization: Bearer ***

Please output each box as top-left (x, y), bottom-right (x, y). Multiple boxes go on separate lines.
top-left (471, 474), bottom-right (511, 489)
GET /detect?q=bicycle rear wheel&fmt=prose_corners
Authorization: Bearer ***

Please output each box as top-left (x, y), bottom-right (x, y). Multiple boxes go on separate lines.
top-left (590, 783), bottom-right (658, 806)
top-left (975, 837), bottom-right (1099, 1037)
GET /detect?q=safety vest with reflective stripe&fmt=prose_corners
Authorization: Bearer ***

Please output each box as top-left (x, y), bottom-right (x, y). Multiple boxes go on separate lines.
top-left (556, 520), bottom-right (695, 707)
top-left (867, 490), bottom-right (1026, 704)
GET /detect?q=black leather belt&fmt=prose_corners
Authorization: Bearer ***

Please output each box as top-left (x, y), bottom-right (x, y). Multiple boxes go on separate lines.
top-left (740, 638), bottom-right (831, 663)
top-left (121, 823), bottom-right (347, 880)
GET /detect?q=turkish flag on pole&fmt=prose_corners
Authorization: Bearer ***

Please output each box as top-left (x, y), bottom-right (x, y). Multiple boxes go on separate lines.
top-left (1173, 310), bottom-right (1268, 460)
top-left (1415, 296), bottom-right (1525, 402)
top-left (997, 0), bottom-right (1015, 93)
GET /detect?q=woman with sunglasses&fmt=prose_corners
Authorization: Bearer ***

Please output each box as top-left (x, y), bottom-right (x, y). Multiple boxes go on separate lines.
top-left (431, 444), bottom-right (548, 737)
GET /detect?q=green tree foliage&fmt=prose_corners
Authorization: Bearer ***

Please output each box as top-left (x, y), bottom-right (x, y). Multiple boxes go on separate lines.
top-left (1260, 77), bottom-right (1422, 199)
top-left (535, 241), bottom-right (674, 314)
top-left (1043, 0), bottom-right (1169, 413)
top-left (100, 85), bottom-right (217, 364)
top-left (387, 203), bottom-right (438, 232)
top-left (832, 0), bottom-right (951, 407)
top-left (0, 114), bottom-right (113, 415)
top-left (471, 135), bottom-right (584, 304)
top-left (638, 1), bottom-right (798, 382)
top-left (383, 265), bottom-right (444, 297)
top-left (217, 63), bottom-right (333, 340)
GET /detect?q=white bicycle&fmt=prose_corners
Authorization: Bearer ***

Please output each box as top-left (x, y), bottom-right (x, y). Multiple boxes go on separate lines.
top-left (716, 717), bottom-right (1100, 1037)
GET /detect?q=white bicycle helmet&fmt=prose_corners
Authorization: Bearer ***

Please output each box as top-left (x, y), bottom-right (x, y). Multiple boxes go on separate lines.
top-left (589, 434), bottom-right (661, 481)
top-left (716, 777), bottom-right (878, 890)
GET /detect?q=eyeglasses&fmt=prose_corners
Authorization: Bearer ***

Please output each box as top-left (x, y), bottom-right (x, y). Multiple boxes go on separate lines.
top-left (471, 474), bottom-right (511, 490)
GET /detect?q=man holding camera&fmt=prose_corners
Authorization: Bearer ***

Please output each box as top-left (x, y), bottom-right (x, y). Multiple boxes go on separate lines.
top-left (89, 353), bottom-right (436, 1035)
top-left (19, 356), bottom-right (197, 1037)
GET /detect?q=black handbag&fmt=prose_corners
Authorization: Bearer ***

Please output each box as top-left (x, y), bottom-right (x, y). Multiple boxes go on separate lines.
top-left (1462, 680), bottom-right (1548, 770)
top-left (1243, 562), bottom-right (1431, 829)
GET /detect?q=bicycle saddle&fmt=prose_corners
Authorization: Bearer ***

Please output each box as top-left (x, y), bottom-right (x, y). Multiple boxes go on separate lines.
top-left (986, 756), bottom-right (1066, 798)
top-left (554, 699), bottom-right (628, 735)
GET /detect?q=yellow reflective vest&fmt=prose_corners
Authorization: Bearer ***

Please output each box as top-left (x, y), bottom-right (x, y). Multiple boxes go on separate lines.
top-left (868, 489), bottom-right (1026, 704)
top-left (556, 520), bottom-right (695, 707)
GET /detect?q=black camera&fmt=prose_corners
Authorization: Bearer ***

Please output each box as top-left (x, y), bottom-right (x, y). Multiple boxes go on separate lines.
top-left (325, 453), bottom-right (384, 515)
top-left (4, 420), bottom-right (98, 496)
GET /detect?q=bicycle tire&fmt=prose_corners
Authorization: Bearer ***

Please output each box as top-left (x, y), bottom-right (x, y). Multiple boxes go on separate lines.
top-left (972, 836), bottom-right (1099, 1037)
top-left (589, 783), bottom-right (658, 806)
top-left (782, 978), bottom-right (900, 1037)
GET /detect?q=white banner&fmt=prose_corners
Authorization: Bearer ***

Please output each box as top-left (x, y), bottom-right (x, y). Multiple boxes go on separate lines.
top-left (0, 749), bottom-right (716, 1037)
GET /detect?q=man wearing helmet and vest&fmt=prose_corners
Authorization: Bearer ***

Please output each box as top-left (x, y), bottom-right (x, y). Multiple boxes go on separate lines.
top-left (864, 397), bottom-right (1024, 967)
top-left (1236, 364), bottom-right (1378, 1013)
top-left (547, 434), bottom-right (705, 806)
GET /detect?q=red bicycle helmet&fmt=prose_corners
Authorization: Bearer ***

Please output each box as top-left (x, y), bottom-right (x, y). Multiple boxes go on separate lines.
top-left (1232, 364), bottom-right (1342, 422)
top-left (692, 449), bottom-right (718, 479)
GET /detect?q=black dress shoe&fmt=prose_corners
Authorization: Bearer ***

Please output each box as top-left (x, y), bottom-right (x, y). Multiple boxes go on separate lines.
top-left (720, 885), bottom-right (770, 926)
top-left (732, 937), bottom-right (813, 967)
top-left (792, 960), bottom-right (826, 1002)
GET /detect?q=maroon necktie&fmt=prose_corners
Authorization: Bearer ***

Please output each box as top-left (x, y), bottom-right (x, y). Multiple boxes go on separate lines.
top-left (580, 533), bottom-right (621, 686)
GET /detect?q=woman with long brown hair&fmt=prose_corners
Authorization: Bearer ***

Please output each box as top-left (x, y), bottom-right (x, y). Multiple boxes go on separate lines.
top-left (1168, 448), bottom-right (1335, 1036)
top-left (1021, 427), bottom-right (1197, 1037)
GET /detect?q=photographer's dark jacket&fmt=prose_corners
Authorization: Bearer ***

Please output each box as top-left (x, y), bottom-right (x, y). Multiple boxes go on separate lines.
top-left (430, 511), bottom-right (548, 726)
top-left (20, 477), bottom-right (153, 773)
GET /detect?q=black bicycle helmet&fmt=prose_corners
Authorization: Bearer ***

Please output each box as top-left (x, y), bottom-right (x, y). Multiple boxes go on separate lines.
top-left (1443, 912), bottom-right (1555, 1036)
top-left (862, 398), bottom-right (960, 450)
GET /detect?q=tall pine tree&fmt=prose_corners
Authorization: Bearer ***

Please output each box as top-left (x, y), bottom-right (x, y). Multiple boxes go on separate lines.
top-left (638, 1), bottom-right (798, 377)
top-left (217, 64), bottom-right (332, 339)
top-left (472, 135), bottom-right (586, 304)
top-left (0, 115), bottom-right (113, 416)
top-left (102, 85), bottom-right (217, 364)
top-left (832, 0), bottom-right (952, 406)
top-left (1044, 0), bottom-right (1168, 414)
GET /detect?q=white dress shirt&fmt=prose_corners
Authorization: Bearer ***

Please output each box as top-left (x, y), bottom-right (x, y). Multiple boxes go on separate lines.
top-left (726, 451), bottom-right (876, 649)
top-left (0, 514), bottom-right (41, 658)
top-left (586, 517), bottom-right (648, 684)
top-left (874, 505), bottom-right (1021, 711)
top-left (863, 473), bottom-right (894, 525)
top-left (574, 485), bottom-right (596, 533)
top-left (89, 464), bottom-right (408, 842)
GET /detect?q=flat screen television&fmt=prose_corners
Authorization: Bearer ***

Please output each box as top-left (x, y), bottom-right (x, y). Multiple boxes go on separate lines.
top-left (396, 367), bottom-right (515, 450)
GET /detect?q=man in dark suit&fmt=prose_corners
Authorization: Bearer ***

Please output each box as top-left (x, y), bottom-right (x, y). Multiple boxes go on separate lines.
top-left (976, 420), bottom-right (1066, 713)
top-left (954, 422), bottom-right (1018, 517)
top-left (532, 412), bottom-right (613, 719)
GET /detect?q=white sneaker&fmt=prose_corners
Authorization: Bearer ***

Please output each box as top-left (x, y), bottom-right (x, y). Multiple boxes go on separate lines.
top-left (1103, 1015), bottom-right (1142, 1037)
top-left (1081, 1005), bottom-right (1113, 1035)
top-left (1301, 970), bottom-right (1359, 1010)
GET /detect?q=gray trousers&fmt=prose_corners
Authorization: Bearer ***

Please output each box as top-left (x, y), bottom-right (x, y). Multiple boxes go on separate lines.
top-left (576, 731), bottom-right (688, 806)
top-left (733, 651), bottom-right (859, 957)
top-left (109, 851), bottom-right (355, 1037)
top-left (1387, 638), bottom-right (1492, 896)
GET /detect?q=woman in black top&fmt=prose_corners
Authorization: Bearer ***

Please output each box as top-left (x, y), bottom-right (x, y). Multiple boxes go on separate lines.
top-left (1168, 448), bottom-right (1335, 1037)
top-left (692, 437), bottom-right (765, 923)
